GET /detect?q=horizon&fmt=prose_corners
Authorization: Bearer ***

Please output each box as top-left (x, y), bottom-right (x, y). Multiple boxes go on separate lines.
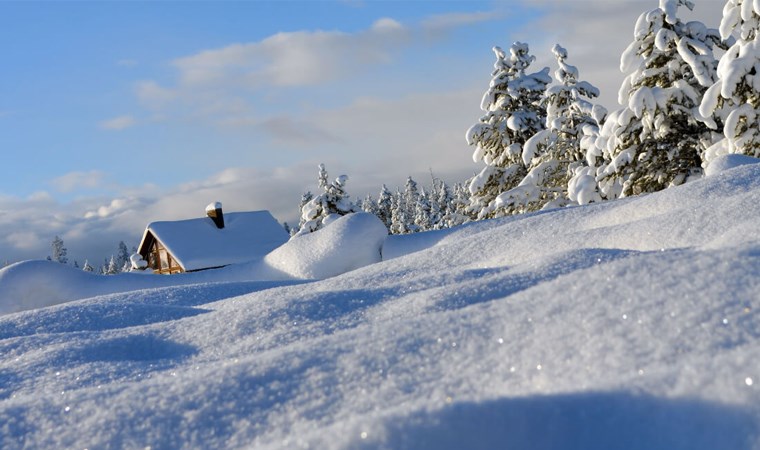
top-left (0, 0), bottom-right (724, 266)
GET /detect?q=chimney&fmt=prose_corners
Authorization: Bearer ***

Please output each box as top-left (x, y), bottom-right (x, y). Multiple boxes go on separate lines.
top-left (206, 201), bottom-right (225, 229)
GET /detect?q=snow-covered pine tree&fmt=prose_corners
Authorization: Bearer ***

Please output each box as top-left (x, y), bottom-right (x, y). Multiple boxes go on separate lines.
top-left (104, 255), bottom-right (119, 275)
top-left (50, 235), bottom-right (68, 264)
top-left (431, 179), bottom-right (450, 230)
top-left (437, 182), bottom-right (471, 228)
top-left (595, 0), bottom-right (726, 199)
top-left (414, 189), bottom-right (433, 232)
top-left (295, 164), bottom-right (357, 236)
top-left (296, 191), bottom-right (314, 233)
top-left (498, 44), bottom-right (604, 213)
top-left (115, 241), bottom-right (130, 272)
top-left (466, 42), bottom-right (551, 219)
top-left (699, 0), bottom-right (760, 162)
top-left (82, 260), bottom-right (95, 272)
top-left (403, 177), bottom-right (420, 233)
top-left (376, 185), bottom-right (394, 231)
top-left (389, 190), bottom-right (410, 235)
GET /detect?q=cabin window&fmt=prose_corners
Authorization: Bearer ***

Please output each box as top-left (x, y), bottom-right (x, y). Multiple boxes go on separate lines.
top-left (149, 240), bottom-right (183, 274)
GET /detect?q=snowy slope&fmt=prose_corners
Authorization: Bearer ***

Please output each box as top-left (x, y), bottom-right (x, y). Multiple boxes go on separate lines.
top-left (1, 159), bottom-right (760, 449)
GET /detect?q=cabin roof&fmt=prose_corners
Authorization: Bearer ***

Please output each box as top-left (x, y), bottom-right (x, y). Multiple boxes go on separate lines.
top-left (138, 210), bottom-right (288, 272)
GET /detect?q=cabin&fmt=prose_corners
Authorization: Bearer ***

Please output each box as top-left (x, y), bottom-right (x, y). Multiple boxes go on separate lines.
top-left (136, 202), bottom-right (289, 274)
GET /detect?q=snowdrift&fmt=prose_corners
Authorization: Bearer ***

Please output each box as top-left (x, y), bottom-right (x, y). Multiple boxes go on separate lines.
top-left (1, 159), bottom-right (759, 449)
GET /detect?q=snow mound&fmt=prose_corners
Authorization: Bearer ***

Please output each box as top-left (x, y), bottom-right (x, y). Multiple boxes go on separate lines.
top-left (704, 153), bottom-right (760, 176)
top-left (264, 212), bottom-right (387, 279)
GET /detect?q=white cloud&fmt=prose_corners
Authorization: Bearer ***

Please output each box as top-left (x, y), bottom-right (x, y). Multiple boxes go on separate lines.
top-left (50, 171), bottom-right (106, 193)
top-left (171, 20), bottom-right (410, 90)
top-left (99, 115), bottom-right (136, 130)
top-left (135, 81), bottom-right (178, 110)
top-left (421, 11), bottom-right (502, 35)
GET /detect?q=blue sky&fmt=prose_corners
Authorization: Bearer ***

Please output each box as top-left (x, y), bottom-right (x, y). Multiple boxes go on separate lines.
top-left (0, 0), bottom-right (723, 266)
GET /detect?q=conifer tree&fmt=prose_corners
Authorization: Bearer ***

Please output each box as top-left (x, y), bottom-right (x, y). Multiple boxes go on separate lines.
top-left (50, 236), bottom-right (68, 264)
top-left (389, 191), bottom-right (410, 235)
top-left (376, 185), bottom-right (394, 231)
top-left (499, 44), bottom-right (604, 213)
top-left (104, 255), bottom-right (119, 275)
top-left (595, 0), bottom-right (725, 199)
top-left (466, 42), bottom-right (551, 219)
top-left (414, 189), bottom-right (433, 232)
top-left (296, 191), bottom-right (314, 233)
top-left (295, 164), bottom-right (356, 236)
top-left (115, 241), bottom-right (130, 272)
top-left (82, 260), bottom-right (95, 272)
top-left (699, 0), bottom-right (760, 162)
top-left (403, 177), bottom-right (420, 233)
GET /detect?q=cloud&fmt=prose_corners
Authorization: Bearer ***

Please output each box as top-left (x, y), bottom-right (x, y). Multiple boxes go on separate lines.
top-left (135, 81), bottom-right (178, 110)
top-left (117, 59), bottom-right (138, 67)
top-left (171, 18), bottom-right (409, 90)
top-left (421, 11), bottom-right (502, 35)
top-left (99, 115), bottom-right (136, 130)
top-left (50, 171), bottom-right (107, 193)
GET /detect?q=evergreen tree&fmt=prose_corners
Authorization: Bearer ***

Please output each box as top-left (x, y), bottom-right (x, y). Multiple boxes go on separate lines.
top-left (115, 241), bottom-right (130, 272)
top-left (82, 260), bottom-right (95, 272)
top-left (296, 191), bottom-right (313, 233)
top-left (376, 185), bottom-right (393, 231)
top-left (104, 255), bottom-right (119, 275)
top-left (500, 44), bottom-right (604, 213)
top-left (699, 0), bottom-right (760, 162)
top-left (389, 191), bottom-right (410, 235)
top-left (466, 42), bottom-right (551, 219)
top-left (595, 0), bottom-right (725, 199)
top-left (50, 235), bottom-right (68, 264)
top-left (414, 189), bottom-right (433, 232)
top-left (403, 177), bottom-right (420, 233)
top-left (295, 164), bottom-right (357, 236)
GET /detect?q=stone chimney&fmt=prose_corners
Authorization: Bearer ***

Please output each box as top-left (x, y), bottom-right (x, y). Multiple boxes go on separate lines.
top-left (206, 201), bottom-right (224, 229)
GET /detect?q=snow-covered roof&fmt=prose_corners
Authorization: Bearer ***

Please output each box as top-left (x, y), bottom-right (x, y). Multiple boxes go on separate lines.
top-left (139, 210), bottom-right (288, 272)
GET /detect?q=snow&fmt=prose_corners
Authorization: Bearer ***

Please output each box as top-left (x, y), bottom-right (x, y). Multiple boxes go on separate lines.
top-left (2, 162), bottom-right (760, 449)
top-left (264, 212), bottom-right (387, 279)
top-left (705, 153), bottom-right (760, 176)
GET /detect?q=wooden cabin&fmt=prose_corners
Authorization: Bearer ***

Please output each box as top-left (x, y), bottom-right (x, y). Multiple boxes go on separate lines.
top-left (136, 203), bottom-right (289, 274)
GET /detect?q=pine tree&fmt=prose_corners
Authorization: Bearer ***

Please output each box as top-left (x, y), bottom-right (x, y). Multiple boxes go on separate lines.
top-left (295, 164), bottom-right (357, 236)
top-left (50, 235), bottom-right (68, 264)
top-left (414, 189), bottom-right (433, 232)
top-left (466, 42), bottom-right (551, 219)
top-left (376, 185), bottom-right (393, 231)
top-left (699, 0), bottom-right (760, 162)
top-left (104, 255), bottom-right (119, 275)
top-left (114, 241), bottom-right (130, 272)
top-left (595, 0), bottom-right (725, 199)
top-left (500, 44), bottom-right (604, 213)
top-left (389, 191), bottom-right (410, 235)
top-left (403, 177), bottom-right (420, 233)
top-left (82, 260), bottom-right (95, 272)
top-left (296, 191), bottom-right (313, 233)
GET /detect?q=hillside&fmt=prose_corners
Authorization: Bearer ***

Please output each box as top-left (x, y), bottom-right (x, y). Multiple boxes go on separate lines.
top-left (1, 156), bottom-right (759, 449)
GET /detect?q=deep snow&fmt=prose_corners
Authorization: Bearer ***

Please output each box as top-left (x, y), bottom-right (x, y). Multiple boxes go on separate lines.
top-left (1, 156), bottom-right (759, 449)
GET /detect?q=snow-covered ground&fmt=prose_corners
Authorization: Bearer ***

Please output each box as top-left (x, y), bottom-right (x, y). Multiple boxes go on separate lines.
top-left (1, 156), bottom-right (759, 449)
